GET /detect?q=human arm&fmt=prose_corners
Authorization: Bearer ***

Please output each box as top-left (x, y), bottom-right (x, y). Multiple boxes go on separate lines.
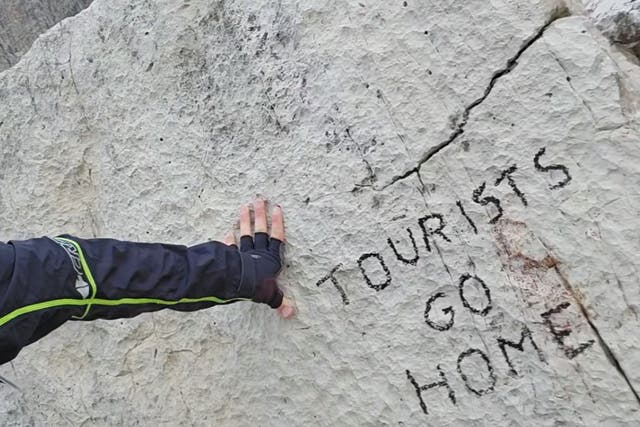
top-left (0, 200), bottom-right (292, 365)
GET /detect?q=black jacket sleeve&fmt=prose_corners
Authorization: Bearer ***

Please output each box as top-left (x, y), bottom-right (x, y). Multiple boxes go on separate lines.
top-left (0, 235), bottom-right (280, 365)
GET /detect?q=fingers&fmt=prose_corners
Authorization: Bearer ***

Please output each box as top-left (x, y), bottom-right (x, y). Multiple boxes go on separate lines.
top-left (223, 231), bottom-right (237, 247)
top-left (239, 204), bottom-right (254, 251)
top-left (238, 200), bottom-right (284, 251)
top-left (253, 199), bottom-right (267, 233)
top-left (254, 199), bottom-right (269, 250)
top-left (239, 204), bottom-right (252, 236)
top-left (270, 205), bottom-right (285, 242)
top-left (269, 205), bottom-right (284, 255)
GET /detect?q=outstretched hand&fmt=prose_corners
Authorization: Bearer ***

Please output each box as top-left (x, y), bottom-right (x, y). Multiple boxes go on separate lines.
top-left (222, 200), bottom-right (295, 319)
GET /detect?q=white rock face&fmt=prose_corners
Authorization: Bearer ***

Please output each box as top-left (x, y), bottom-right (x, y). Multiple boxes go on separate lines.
top-left (585, 0), bottom-right (640, 43)
top-left (0, 0), bottom-right (93, 71)
top-left (1, 0), bottom-right (640, 425)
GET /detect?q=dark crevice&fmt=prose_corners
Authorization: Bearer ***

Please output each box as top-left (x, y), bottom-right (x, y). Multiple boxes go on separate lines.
top-left (0, 374), bottom-right (20, 391)
top-left (551, 264), bottom-right (640, 406)
top-left (378, 7), bottom-right (571, 191)
top-left (539, 237), bottom-right (640, 404)
top-left (586, 314), bottom-right (640, 405)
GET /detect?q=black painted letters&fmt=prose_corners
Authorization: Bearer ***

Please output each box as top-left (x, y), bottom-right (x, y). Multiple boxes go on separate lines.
top-left (456, 348), bottom-right (497, 396)
top-left (497, 325), bottom-right (546, 376)
top-left (495, 164), bottom-right (528, 206)
top-left (387, 227), bottom-right (420, 266)
top-left (357, 253), bottom-right (392, 291)
top-left (316, 264), bottom-right (350, 305)
top-left (406, 367), bottom-right (457, 415)
top-left (541, 302), bottom-right (594, 359)
top-left (458, 274), bottom-right (492, 316)
top-left (424, 292), bottom-right (455, 331)
top-left (418, 213), bottom-right (452, 252)
top-left (456, 200), bottom-right (478, 234)
top-left (472, 182), bottom-right (503, 224)
top-left (534, 147), bottom-right (572, 189)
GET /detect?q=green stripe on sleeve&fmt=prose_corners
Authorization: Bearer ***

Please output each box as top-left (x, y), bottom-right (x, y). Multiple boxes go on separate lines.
top-left (0, 296), bottom-right (250, 328)
top-left (0, 236), bottom-right (250, 329)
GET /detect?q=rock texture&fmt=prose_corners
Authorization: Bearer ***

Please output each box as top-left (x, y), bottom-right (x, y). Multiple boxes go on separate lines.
top-left (585, 0), bottom-right (640, 44)
top-left (0, 0), bottom-right (93, 72)
top-left (1, 0), bottom-right (640, 425)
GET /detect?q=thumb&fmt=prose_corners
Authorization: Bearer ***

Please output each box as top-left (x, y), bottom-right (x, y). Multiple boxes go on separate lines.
top-left (277, 297), bottom-right (295, 319)
top-left (253, 278), bottom-right (283, 309)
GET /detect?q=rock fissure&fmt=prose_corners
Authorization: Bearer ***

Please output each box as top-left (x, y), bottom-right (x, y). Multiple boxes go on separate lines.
top-left (376, 8), bottom-right (571, 191)
top-left (551, 263), bottom-right (640, 406)
top-left (537, 234), bottom-right (640, 405)
top-left (2, 1), bottom-right (640, 424)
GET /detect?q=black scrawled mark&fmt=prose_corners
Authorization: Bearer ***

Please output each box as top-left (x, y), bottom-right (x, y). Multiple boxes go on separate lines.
top-left (255, 32), bottom-right (269, 57)
top-left (497, 325), bottom-right (546, 376)
top-left (541, 302), bottom-right (594, 359)
top-left (316, 264), bottom-right (349, 305)
top-left (406, 367), bottom-right (456, 415)
top-left (534, 147), bottom-right (572, 189)
top-left (387, 228), bottom-right (420, 266)
top-left (418, 214), bottom-right (452, 252)
top-left (424, 292), bottom-right (455, 331)
top-left (472, 182), bottom-right (503, 224)
top-left (458, 274), bottom-right (492, 316)
top-left (456, 200), bottom-right (478, 234)
top-left (358, 253), bottom-right (392, 291)
top-left (495, 164), bottom-right (528, 206)
top-left (456, 348), bottom-right (497, 396)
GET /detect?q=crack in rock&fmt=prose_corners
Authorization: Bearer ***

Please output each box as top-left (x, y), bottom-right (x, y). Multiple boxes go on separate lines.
top-left (551, 264), bottom-right (640, 406)
top-left (377, 7), bottom-right (571, 191)
top-left (536, 235), bottom-right (640, 406)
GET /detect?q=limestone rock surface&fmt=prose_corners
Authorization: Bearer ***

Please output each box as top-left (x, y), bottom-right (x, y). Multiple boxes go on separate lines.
top-left (0, 0), bottom-right (93, 71)
top-left (1, 0), bottom-right (640, 425)
top-left (585, 0), bottom-right (640, 44)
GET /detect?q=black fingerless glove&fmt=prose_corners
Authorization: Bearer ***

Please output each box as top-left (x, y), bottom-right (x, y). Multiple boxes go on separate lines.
top-left (238, 232), bottom-right (284, 309)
